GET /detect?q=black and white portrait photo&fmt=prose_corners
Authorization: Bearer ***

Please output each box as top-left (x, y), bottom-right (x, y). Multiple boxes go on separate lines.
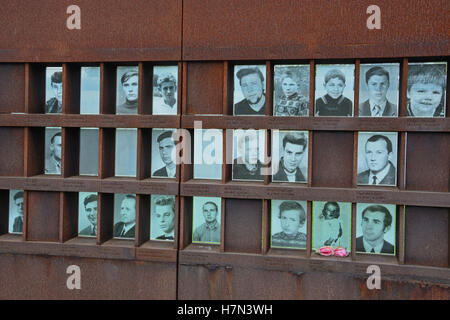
top-left (150, 195), bottom-right (176, 241)
top-left (193, 129), bottom-right (223, 180)
top-left (356, 203), bottom-right (396, 255)
top-left (116, 66), bottom-right (139, 115)
top-left (153, 66), bottom-right (178, 115)
top-left (45, 127), bottom-right (62, 175)
top-left (113, 194), bottom-right (136, 239)
top-left (271, 130), bottom-right (308, 183)
top-left (357, 132), bottom-right (398, 186)
top-left (78, 192), bottom-right (98, 238)
top-left (152, 129), bottom-right (177, 179)
top-left (79, 128), bottom-right (99, 176)
top-left (312, 201), bottom-right (351, 251)
top-left (315, 64), bottom-right (354, 117)
top-left (232, 129), bottom-right (266, 182)
top-left (115, 128), bottom-right (137, 177)
top-left (80, 66), bottom-right (100, 114)
top-left (271, 200), bottom-right (307, 249)
top-left (233, 65), bottom-right (266, 116)
top-left (45, 66), bottom-right (63, 114)
top-left (407, 62), bottom-right (447, 118)
top-left (273, 65), bottom-right (310, 116)
top-left (192, 196), bottom-right (221, 244)
top-left (8, 190), bottom-right (24, 234)
top-left (359, 63), bottom-right (399, 117)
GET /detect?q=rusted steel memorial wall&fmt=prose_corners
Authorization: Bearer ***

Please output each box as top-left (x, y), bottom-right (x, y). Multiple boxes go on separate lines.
top-left (0, 0), bottom-right (448, 299)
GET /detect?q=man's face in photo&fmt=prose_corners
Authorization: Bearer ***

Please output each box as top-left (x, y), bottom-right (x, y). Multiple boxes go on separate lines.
top-left (120, 198), bottom-right (136, 224)
top-left (408, 82), bottom-right (443, 116)
top-left (367, 75), bottom-right (389, 103)
top-left (324, 77), bottom-right (345, 99)
top-left (155, 204), bottom-right (175, 234)
top-left (160, 81), bottom-right (176, 102)
top-left (85, 201), bottom-right (97, 226)
top-left (15, 197), bottom-right (24, 216)
top-left (280, 209), bottom-right (302, 236)
top-left (122, 75), bottom-right (139, 102)
top-left (362, 210), bottom-right (389, 242)
top-left (202, 203), bottom-right (218, 224)
top-left (51, 81), bottom-right (63, 104)
top-left (240, 73), bottom-right (263, 104)
top-left (282, 142), bottom-right (305, 172)
top-left (51, 135), bottom-right (62, 161)
top-left (364, 139), bottom-right (391, 173)
top-left (158, 137), bottom-right (175, 165)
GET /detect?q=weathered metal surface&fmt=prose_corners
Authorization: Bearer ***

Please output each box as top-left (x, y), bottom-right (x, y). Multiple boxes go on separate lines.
top-left (0, 0), bottom-right (182, 62)
top-left (183, 0), bottom-right (450, 60)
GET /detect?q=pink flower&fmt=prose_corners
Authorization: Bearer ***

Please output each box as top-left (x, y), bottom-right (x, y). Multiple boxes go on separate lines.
top-left (334, 246), bottom-right (349, 257)
top-left (317, 246), bottom-right (334, 256)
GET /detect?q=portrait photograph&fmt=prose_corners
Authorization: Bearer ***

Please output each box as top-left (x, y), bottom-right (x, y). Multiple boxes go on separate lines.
top-left (356, 203), bottom-right (396, 255)
top-left (233, 65), bottom-right (267, 116)
top-left (153, 65), bottom-right (178, 115)
top-left (232, 129), bottom-right (266, 182)
top-left (80, 66), bottom-right (100, 114)
top-left (273, 64), bottom-right (310, 116)
top-left (150, 195), bottom-right (176, 241)
top-left (193, 128), bottom-right (223, 180)
top-left (271, 130), bottom-right (309, 184)
top-left (359, 63), bottom-right (400, 117)
top-left (312, 201), bottom-right (352, 251)
top-left (271, 200), bottom-right (307, 250)
top-left (116, 66), bottom-right (139, 115)
top-left (78, 192), bottom-right (98, 238)
top-left (113, 193), bottom-right (136, 239)
top-left (314, 64), bottom-right (355, 117)
top-left (45, 127), bottom-right (62, 175)
top-left (192, 196), bottom-right (222, 245)
top-left (79, 128), bottom-right (99, 176)
top-left (407, 62), bottom-right (447, 118)
top-left (357, 132), bottom-right (398, 187)
top-left (115, 128), bottom-right (137, 177)
top-left (45, 66), bottom-right (63, 114)
top-left (8, 190), bottom-right (24, 234)
top-left (151, 128), bottom-right (177, 179)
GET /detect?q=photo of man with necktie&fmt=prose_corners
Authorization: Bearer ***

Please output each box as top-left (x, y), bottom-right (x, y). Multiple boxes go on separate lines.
top-left (356, 203), bottom-right (396, 255)
top-left (151, 195), bottom-right (176, 241)
top-left (78, 192), bottom-right (98, 238)
top-left (359, 64), bottom-right (399, 117)
top-left (357, 132), bottom-right (398, 187)
top-left (9, 190), bottom-right (24, 234)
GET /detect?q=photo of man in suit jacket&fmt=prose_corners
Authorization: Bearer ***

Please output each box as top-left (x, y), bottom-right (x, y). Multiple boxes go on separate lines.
top-left (113, 195), bottom-right (136, 239)
top-left (152, 130), bottom-right (176, 178)
top-left (359, 66), bottom-right (398, 117)
top-left (272, 132), bottom-right (307, 183)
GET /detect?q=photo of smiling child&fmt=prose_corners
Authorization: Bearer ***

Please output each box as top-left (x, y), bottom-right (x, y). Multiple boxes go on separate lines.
top-left (315, 64), bottom-right (354, 117)
top-left (407, 62), bottom-right (447, 118)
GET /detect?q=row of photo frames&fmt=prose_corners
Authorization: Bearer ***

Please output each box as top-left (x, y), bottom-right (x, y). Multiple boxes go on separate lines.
top-left (43, 61), bottom-right (447, 118)
top-left (235, 61), bottom-right (447, 117)
top-left (45, 65), bottom-right (178, 115)
top-left (43, 127), bottom-right (399, 187)
top-left (7, 190), bottom-right (396, 256)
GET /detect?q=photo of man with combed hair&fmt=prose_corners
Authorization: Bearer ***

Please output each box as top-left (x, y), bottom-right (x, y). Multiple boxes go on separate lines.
top-left (272, 132), bottom-right (307, 183)
top-left (116, 69), bottom-right (138, 114)
top-left (46, 71), bottom-right (63, 114)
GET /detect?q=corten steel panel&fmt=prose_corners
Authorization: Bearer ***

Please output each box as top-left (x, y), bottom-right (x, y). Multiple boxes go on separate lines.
top-left (0, 254), bottom-right (176, 299)
top-left (183, 0), bottom-right (450, 60)
top-left (27, 191), bottom-right (60, 242)
top-left (0, 64), bottom-right (25, 113)
top-left (405, 206), bottom-right (449, 268)
top-left (224, 199), bottom-right (263, 254)
top-left (0, 128), bottom-right (24, 176)
top-left (186, 62), bottom-right (224, 114)
top-left (0, 0), bottom-right (182, 62)
top-left (312, 131), bottom-right (353, 188)
top-left (406, 133), bottom-right (450, 192)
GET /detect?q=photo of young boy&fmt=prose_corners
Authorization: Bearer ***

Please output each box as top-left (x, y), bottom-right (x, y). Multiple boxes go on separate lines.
top-left (315, 65), bottom-right (354, 117)
top-left (407, 62), bottom-right (447, 118)
top-left (271, 200), bottom-right (307, 249)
